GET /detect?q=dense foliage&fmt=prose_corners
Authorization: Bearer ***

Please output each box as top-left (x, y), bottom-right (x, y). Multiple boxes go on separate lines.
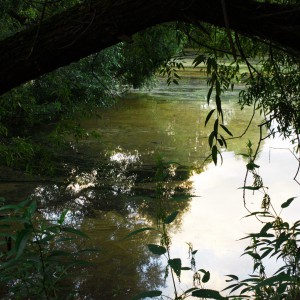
top-left (0, 0), bottom-right (184, 174)
top-left (180, 23), bottom-right (300, 164)
top-left (0, 198), bottom-right (92, 300)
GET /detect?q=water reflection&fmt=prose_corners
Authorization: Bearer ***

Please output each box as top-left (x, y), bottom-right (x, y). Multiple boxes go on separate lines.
top-left (73, 212), bottom-right (165, 300)
top-left (166, 141), bottom-right (300, 295)
top-left (0, 77), bottom-right (298, 299)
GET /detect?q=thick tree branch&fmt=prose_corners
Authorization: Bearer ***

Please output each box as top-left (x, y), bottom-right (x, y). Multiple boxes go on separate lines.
top-left (1, 0), bottom-right (300, 95)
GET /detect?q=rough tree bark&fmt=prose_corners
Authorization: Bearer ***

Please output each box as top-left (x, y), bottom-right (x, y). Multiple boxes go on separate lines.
top-left (0, 0), bottom-right (300, 95)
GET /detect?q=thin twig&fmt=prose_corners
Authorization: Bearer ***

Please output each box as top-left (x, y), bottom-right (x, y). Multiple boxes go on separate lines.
top-left (227, 100), bottom-right (258, 141)
top-left (28, 0), bottom-right (47, 58)
top-left (221, 0), bottom-right (237, 60)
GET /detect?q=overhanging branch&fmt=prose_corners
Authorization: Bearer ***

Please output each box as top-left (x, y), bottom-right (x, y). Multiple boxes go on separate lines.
top-left (0, 0), bottom-right (300, 95)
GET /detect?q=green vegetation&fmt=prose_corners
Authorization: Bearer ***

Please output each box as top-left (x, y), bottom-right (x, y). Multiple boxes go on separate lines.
top-left (0, 0), bottom-right (184, 174)
top-left (0, 198), bottom-right (93, 300)
top-left (222, 141), bottom-right (300, 299)
top-left (128, 159), bottom-right (225, 300)
top-left (128, 155), bottom-right (300, 299)
top-left (0, 0), bottom-right (299, 299)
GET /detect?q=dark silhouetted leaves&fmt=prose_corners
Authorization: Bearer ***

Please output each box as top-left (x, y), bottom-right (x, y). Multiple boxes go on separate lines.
top-left (192, 288), bottom-right (225, 299)
top-left (168, 258), bottom-right (181, 278)
top-left (212, 145), bottom-right (218, 165)
top-left (281, 197), bottom-right (297, 208)
top-left (126, 227), bottom-right (156, 239)
top-left (164, 211), bottom-right (179, 224)
top-left (205, 109), bottom-right (215, 126)
top-left (131, 290), bottom-right (162, 300)
top-left (220, 124), bottom-right (233, 137)
top-left (147, 244), bottom-right (166, 255)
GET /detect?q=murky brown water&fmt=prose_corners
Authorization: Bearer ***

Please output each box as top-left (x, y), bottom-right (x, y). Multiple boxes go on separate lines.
top-left (0, 77), bottom-right (299, 299)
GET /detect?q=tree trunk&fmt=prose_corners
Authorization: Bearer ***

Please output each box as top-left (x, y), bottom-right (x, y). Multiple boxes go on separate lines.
top-left (0, 0), bottom-right (299, 95)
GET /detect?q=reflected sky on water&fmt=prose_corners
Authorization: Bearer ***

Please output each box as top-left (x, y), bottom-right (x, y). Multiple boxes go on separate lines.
top-left (0, 76), bottom-right (299, 299)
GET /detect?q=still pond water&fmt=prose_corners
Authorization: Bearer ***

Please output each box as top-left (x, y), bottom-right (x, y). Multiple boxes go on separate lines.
top-left (1, 76), bottom-right (299, 299)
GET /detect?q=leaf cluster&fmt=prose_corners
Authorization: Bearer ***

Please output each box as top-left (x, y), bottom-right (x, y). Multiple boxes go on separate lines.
top-left (0, 197), bottom-right (93, 300)
top-left (224, 197), bottom-right (300, 299)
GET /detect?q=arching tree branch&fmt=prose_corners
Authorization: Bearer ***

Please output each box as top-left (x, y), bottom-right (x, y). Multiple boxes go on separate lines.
top-left (0, 0), bottom-right (300, 95)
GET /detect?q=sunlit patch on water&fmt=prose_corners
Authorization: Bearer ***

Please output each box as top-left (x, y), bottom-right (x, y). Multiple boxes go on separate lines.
top-left (108, 148), bottom-right (140, 164)
top-left (67, 170), bottom-right (98, 193)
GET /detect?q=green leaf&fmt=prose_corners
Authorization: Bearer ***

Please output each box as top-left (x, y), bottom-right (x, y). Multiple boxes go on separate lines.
top-left (27, 201), bottom-right (37, 216)
top-left (239, 186), bottom-right (261, 190)
top-left (208, 131), bottom-right (215, 149)
top-left (205, 109), bottom-right (215, 126)
top-left (256, 273), bottom-right (291, 287)
top-left (220, 135), bottom-right (227, 148)
top-left (16, 199), bottom-right (32, 209)
top-left (275, 232), bottom-right (288, 251)
top-left (207, 86), bottom-right (213, 103)
top-left (47, 226), bottom-right (60, 234)
top-left (243, 211), bottom-right (273, 218)
top-left (193, 55), bottom-right (206, 67)
top-left (192, 288), bottom-right (225, 299)
top-left (253, 262), bottom-right (261, 272)
top-left (277, 283), bottom-right (287, 294)
top-left (168, 258), bottom-right (181, 278)
top-left (0, 216), bottom-right (32, 225)
top-left (225, 274), bottom-right (239, 281)
top-left (131, 290), bottom-right (162, 300)
top-left (147, 244), bottom-right (166, 255)
top-left (17, 198), bottom-right (31, 208)
top-left (125, 227), bottom-right (156, 239)
top-left (246, 162), bottom-right (260, 171)
top-left (281, 197), bottom-right (297, 208)
top-left (39, 233), bottom-right (56, 244)
top-left (0, 204), bottom-right (18, 212)
top-left (215, 95), bottom-right (223, 122)
top-left (249, 232), bottom-right (274, 238)
top-left (217, 138), bottom-right (223, 147)
top-left (164, 211), bottom-right (179, 224)
top-left (61, 227), bottom-right (89, 239)
top-left (260, 222), bottom-right (272, 234)
top-left (220, 124), bottom-right (233, 137)
top-left (222, 283), bottom-right (239, 291)
top-left (212, 145), bottom-right (218, 165)
top-left (242, 251), bottom-right (260, 260)
top-left (58, 209), bottom-right (69, 225)
top-left (213, 119), bottom-right (218, 136)
top-left (181, 267), bottom-right (191, 270)
top-left (261, 247), bottom-right (273, 259)
top-left (15, 229), bottom-right (32, 259)
top-left (184, 287), bottom-right (199, 294)
top-left (202, 271), bottom-right (210, 283)
top-left (215, 80), bottom-right (221, 96)
top-left (171, 194), bottom-right (193, 201)
top-left (48, 250), bottom-right (73, 257)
